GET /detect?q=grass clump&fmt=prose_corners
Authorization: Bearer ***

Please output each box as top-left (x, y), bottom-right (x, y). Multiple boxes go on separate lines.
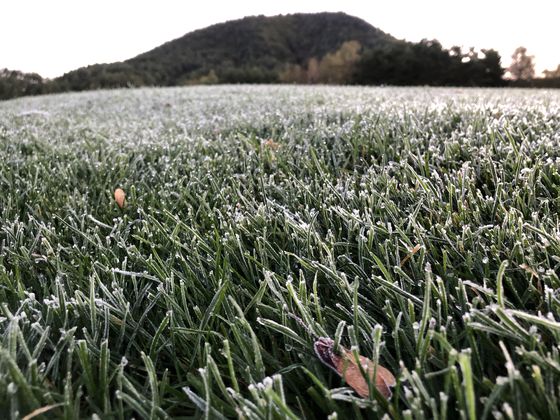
top-left (1, 86), bottom-right (560, 418)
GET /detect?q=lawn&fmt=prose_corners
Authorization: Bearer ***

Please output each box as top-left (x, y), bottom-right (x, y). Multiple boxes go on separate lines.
top-left (1, 85), bottom-right (560, 419)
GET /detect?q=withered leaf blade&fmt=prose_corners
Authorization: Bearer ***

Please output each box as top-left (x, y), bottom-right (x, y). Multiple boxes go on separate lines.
top-left (337, 349), bottom-right (396, 399)
top-left (263, 138), bottom-right (280, 150)
top-left (314, 337), bottom-right (396, 399)
top-left (114, 188), bottom-right (126, 209)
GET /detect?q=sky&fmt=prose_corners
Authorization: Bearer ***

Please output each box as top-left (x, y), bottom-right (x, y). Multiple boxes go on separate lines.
top-left (2, 0), bottom-right (559, 78)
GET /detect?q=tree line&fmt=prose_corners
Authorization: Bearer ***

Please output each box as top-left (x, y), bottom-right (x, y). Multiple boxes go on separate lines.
top-left (1, 41), bottom-right (559, 101)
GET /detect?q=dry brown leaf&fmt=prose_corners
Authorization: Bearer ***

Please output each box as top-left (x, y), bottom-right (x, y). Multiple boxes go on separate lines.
top-left (520, 263), bottom-right (542, 294)
top-left (520, 263), bottom-right (538, 278)
top-left (22, 405), bottom-right (60, 420)
top-left (263, 139), bottom-right (281, 150)
top-left (114, 188), bottom-right (126, 209)
top-left (400, 244), bottom-right (422, 267)
top-left (314, 337), bottom-right (396, 399)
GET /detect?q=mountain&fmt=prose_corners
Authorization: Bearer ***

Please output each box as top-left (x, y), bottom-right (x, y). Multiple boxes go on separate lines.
top-left (53, 12), bottom-right (395, 90)
top-left (1, 12), bottom-right (510, 100)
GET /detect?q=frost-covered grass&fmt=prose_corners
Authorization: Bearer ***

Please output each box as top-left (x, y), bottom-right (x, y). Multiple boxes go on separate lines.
top-left (1, 85), bottom-right (560, 419)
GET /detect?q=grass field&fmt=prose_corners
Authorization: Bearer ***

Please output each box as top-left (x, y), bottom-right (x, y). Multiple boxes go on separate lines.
top-left (1, 85), bottom-right (560, 419)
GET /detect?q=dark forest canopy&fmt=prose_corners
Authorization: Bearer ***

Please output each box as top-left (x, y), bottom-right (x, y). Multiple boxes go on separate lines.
top-left (0, 69), bottom-right (47, 100)
top-left (1, 12), bottom-right (557, 100)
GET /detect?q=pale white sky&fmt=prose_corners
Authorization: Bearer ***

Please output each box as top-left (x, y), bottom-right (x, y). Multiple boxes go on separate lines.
top-left (1, 0), bottom-right (558, 78)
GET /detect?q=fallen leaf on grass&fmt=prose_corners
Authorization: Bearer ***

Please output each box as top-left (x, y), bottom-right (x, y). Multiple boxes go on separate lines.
top-left (22, 404), bottom-right (62, 420)
top-left (519, 263), bottom-right (538, 278)
top-left (400, 244), bottom-right (422, 267)
top-left (314, 337), bottom-right (396, 398)
top-left (114, 188), bottom-right (126, 209)
top-left (520, 263), bottom-right (542, 294)
top-left (262, 139), bottom-right (281, 150)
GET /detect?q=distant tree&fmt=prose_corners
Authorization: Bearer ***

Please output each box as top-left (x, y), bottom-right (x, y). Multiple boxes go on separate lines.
top-left (279, 64), bottom-right (307, 83)
top-left (306, 58), bottom-right (320, 83)
top-left (478, 49), bottom-right (505, 86)
top-left (183, 69), bottom-right (220, 85)
top-left (353, 41), bottom-right (505, 87)
top-left (543, 65), bottom-right (560, 78)
top-left (317, 40), bottom-right (361, 84)
top-left (0, 68), bottom-right (46, 100)
top-left (449, 46), bottom-right (462, 57)
top-left (507, 47), bottom-right (535, 80)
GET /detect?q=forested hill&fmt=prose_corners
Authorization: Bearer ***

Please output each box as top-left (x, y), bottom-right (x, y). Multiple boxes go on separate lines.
top-left (53, 12), bottom-right (394, 90)
top-left (1, 12), bottom-right (513, 100)
top-left (126, 13), bottom-right (395, 84)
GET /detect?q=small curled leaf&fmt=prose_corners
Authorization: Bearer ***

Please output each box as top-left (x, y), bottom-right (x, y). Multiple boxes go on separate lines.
top-left (314, 337), bottom-right (396, 399)
top-left (114, 188), bottom-right (126, 209)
